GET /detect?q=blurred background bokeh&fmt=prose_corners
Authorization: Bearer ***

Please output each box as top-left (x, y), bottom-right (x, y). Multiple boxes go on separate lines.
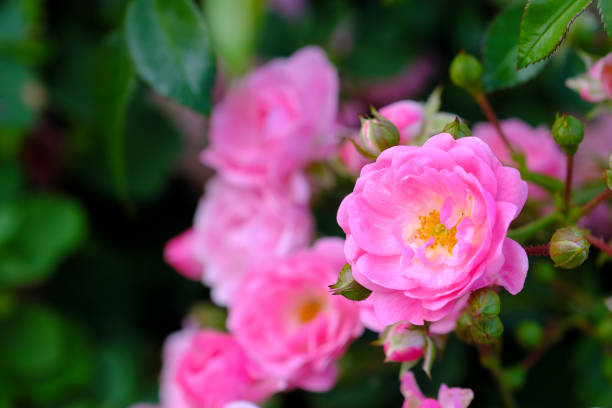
top-left (1, 0), bottom-right (611, 407)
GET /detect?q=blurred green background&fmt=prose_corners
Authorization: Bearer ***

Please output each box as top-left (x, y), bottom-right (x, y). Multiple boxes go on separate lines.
top-left (1, 0), bottom-right (611, 407)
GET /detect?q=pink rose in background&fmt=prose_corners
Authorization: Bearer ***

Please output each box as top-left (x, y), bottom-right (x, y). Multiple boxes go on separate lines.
top-left (337, 133), bottom-right (528, 326)
top-left (202, 46), bottom-right (339, 191)
top-left (339, 100), bottom-right (425, 175)
top-left (159, 329), bottom-right (281, 408)
top-left (164, 229), bottom-right (202, 281)
top-left (574, 115), bottom-right (612, 238)
top-left (228, 238), bottom-right (363, 392)
top-left (401, 372), bottom-right (473, 408)
top-left (473, 119), bottom-right (564, 199)
top-left (567, 53), bottom-right (612, 102)
top-left (224, 403), bottom-right (260, 408)
top-left (186, 177), bottom-right (313, 306)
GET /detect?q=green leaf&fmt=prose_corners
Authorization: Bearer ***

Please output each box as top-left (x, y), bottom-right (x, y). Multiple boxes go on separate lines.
top-left (0, 305), bottom-right (66, 377)
top-left (91, 31), bottom-right (136, 202)
top-left (601, 0), bottom-right (612, 40)
top-left (483, 2), bottom-right (547, 92)
top-left (517, 0), bottom-right (592, 69)
top-left (329, 263), bottom-right (372, 301)
top-left (204, 0), bottom-right (264, 76)
top-left (125, 0), bottom-right (216, 114)
top-left (0, 194), bottom-right (87, 287)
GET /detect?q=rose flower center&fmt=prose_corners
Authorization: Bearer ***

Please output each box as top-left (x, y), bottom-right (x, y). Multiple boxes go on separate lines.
top-left (414, 209), bottom-right (458, 253)
top-left (297, 299), bottom-right (323, 323)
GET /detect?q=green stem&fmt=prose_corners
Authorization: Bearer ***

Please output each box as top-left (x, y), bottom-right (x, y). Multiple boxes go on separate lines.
top-left (478, 345), bottom-right (518, 408)
top-left (563, 153), bottom-right (574, 215)
top-left (508, 213), bottom-right (557, 242)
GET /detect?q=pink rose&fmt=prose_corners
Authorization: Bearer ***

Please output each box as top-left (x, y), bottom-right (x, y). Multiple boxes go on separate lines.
top-left (567, 53), bottom-right (612, 102)
top-left (473, 119), bottom-right (564, 199)
top-left (228, 238), bottom-right (363, 392)
top-left (339, 100), bottom-right (425, 175)
top-left (401, 372), bottom-right (473, 408)
top-left (188, 177), bottom-right (313, 305)
top-left (164, 228), bottom-right (202, 281)
top-left (337, 133), bottom-right (528, 326)
top-left (160, 329), bottom-right (281, 408)
top-left (202, 46), bottom-right (339, 190)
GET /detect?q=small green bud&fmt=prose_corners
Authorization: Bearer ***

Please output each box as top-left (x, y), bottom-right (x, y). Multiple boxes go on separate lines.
top-left (606, 169), bottom-right (612, 192)
top-left (515, 320), bottom-right (543, 349)
top-left (358, 108), bottom-right (400, 156)
top-left (329, 264), bottom-right (372, 301)
top-left (468, 288), bottom-right (501, 320)
top-left (470, 316), bottom-right (503, 344)
top-left (442, 117), bottom-right (472, 139)
top-left (552, 113), bottom-right (584, 155)
top-left (449, 52), bottom-right (483, 93)
top-left (549, 226), bottom-right (590, 269)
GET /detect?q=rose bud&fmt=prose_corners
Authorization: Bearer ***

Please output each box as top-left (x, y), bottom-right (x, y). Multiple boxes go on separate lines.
top-left (356, 107), bottom-right (400, 157)
top-left (549, 226), bottom-right (590, 269)
top-left (552, 113), bottom-right (584, 155)
top-left (467, 288), bottom-right (501, 320)
top-left (449, 52), bottom-right (483, 94)
top-left (381, 322), bottom-right (426, 363)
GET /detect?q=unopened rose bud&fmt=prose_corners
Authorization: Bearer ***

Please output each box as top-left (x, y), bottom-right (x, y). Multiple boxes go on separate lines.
top-left (549, 226), bottom-right (590, 269)
top-left (468, 288), bottom-right (501, 320)
top-left (359, 108), bottom-right (400, 155)
top-left (442, 117), bottom-right (472, 139)
top-left (470, 316), bottom-right (503, 344)
top-left (449, 52), bottom-right (483, 94)
top-left (552, 113), bottom-right (584, 155)
top-left (381, 322), bottom-right (426, 363)
top-left (455, 311), bottom-right (473, 344)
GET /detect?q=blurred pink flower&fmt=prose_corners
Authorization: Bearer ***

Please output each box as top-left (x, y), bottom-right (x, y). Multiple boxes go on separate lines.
top-left (473, 119), bottom-right (564, 199)
top-left (165, 177), bottom-right (313, 306)
top-left (567, 53), bottom-right (612, 102)
top-left (337, 133), bottom-right (528, 326)
top-left (401, 372), bottom-right (473, 408)
top-left (339, 100), bottom-right (425, 175)
top-left (159, 329), bottom-right (281, 408)
top-left (228, 238), bottom-right (363, 392)
top-left (164, 228), bottom-right (202, 281)
top-left (202, 46), bottom-right (339, 191)
top-left (574, 115), bottom-right (612, 239)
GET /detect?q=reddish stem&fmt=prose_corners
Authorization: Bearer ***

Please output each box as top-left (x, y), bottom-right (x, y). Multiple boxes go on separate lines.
top-left (585, 233), bottom-right (612, 257)
top-left (524, 244), bottom-right (550, 256)
top-left (474, 92), bottom-right (517, 157)
top-left (577, 188), bottom-right (612, 220)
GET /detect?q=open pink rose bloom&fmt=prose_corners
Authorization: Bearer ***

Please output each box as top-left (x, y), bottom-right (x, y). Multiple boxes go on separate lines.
top-left (338, 133), bottom-right (528, 326)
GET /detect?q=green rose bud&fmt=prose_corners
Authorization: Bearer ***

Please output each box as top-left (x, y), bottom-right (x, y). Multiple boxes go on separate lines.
top-left (468, 288), bottom-right (501, 319)
top-left (449, 52), bottom-right (483, 94)
top-left (357, 108), bottom-right (400, 157)
top-left (470, 316), bottom-right (504, 344)
top-left (552, 113), bottom-right (584, 155)
top-left (549, 226), bottom-right (590, 269)
top-left (455, 311), bottom-right (474, 344)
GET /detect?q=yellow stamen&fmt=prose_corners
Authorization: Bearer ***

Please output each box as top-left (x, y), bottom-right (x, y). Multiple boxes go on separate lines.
top-left (414, 210), bottom-right (458, 253)
top-left (297, 299), bottom-right (322, 323)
